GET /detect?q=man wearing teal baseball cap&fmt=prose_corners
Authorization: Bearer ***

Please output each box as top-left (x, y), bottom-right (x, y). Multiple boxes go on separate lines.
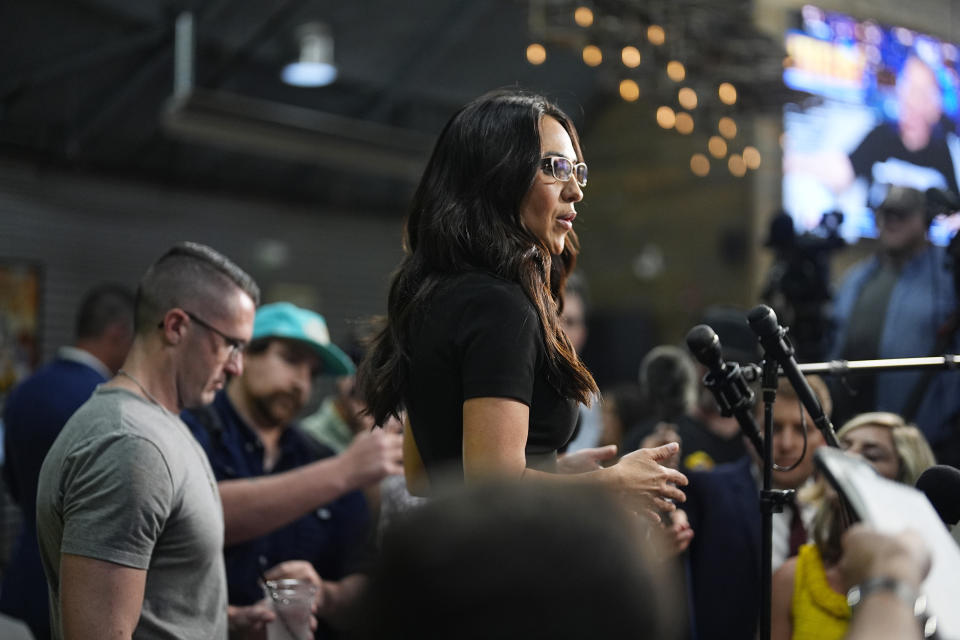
top-left (182, 302), bottom-right (403, 635)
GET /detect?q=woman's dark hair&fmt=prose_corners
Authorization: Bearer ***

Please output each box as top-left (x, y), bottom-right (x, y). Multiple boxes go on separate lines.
top-left (360, 89), bottom-right (598, 424)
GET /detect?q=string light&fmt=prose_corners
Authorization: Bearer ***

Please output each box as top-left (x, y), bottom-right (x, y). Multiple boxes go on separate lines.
top-left (743, 146), bottom-right (762, 169)
top-left (718, 82), bottom-right (737, 105)
top-left (621, 46), bottom-right (642, 68)
top-left (619, 79), bottom-right (640, 102)
top-left (526, 43), bottom-right (546, 65)
top-left (574, 6), bottom-right (594, 27)
top-left (675, 112), bottom-right (694, 134)
top-left (647, 25), bottom-right (665, 46)
top-left (728, 153), bottom-right (746, 177)
top-left (656, 106), bottom-right (676, 129)
top-left (582, 45), bottom-right (602, 66)
top-left (678, 87), bottom-right (698, 110)
top-left (690, 153), bottom-right (710, 177)
top-left (708, 136), bottom-right (727, 158)
top-left (666, 60), bottom-right (685, 82)
top-left (718, 116), bottom-right (737, 139)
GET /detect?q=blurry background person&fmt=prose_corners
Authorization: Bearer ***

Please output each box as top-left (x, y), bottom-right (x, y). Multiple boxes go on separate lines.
top-left (770, 412), bottom-right (936, 640)
top-left (354, 480), bottom-right (680, 640)
top-left (596, 382), bottom-right (647, 455)
top-left (625, 344), bottom-right (747, 471)
top-left (558, 272), bottom-right (604, 453)
top-left (682, 375), bottom-right (831, 640)
top-left (182, 302), bottom-right (403, 637)
top-left (300, 338), bottom-right (373, 455)
top-left (829, 185), bottom-right (960, 464)
top-left (0, 283), bottom-right (134, 640)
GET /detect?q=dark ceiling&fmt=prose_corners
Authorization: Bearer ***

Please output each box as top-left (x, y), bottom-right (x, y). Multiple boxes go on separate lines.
top-left (1, 0), bottom-right (790, 214)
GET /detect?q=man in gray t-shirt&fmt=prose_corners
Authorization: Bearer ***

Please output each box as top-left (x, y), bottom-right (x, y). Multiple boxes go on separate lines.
top-left (38, 388), bottom-right (226, 639)
top-left (36, 242), bottom-right (260, 639)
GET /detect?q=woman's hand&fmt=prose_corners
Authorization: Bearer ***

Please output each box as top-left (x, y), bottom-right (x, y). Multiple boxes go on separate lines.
top-left (557, 445), bottom-right (618, 473)
top-left (610, 442), bottom-right (688, 518)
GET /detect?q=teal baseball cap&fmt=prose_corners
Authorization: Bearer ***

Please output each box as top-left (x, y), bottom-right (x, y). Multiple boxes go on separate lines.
top-left (251, 302), bottom-right (356, 376)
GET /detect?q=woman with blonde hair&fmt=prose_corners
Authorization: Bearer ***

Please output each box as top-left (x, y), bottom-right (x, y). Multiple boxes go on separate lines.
top-left (770, 412), bottom-right (936, 640)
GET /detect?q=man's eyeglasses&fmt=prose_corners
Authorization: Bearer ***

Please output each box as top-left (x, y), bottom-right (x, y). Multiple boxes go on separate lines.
top-left (159, 310), bottom-right (247, 359)
top-left (540, 155), bottom-right (588, 188)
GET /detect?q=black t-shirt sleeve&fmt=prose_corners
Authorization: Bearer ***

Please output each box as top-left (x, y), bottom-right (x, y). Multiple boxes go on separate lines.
top-left (848, 125), bottom-right (892, 178)
top-left (457, 284), bottom-right (541, 405)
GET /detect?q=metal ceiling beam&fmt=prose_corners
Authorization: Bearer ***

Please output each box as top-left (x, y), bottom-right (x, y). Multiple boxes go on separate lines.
top-left (161, 88), bottom-right (433, 181)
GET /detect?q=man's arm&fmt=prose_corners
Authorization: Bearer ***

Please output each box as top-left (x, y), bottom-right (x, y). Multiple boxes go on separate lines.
top-left (60, 554), bottom-right (145, 640)
top-left (220, 427), bottom-right (402, 545)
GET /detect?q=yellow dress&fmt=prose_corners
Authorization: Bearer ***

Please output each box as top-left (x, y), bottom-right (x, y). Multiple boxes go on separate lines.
top-left (791, 543), bottom-right (851, 640)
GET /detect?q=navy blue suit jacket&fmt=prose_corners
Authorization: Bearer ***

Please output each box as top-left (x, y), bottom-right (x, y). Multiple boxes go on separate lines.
top-left (0, 358), bottom-right (106, 640)
top-left (683, 456), bottom-right (761, 640)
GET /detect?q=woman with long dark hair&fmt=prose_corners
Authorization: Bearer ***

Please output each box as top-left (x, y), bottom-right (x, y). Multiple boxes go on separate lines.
top-left (360, 89), bottom-right (686, 514)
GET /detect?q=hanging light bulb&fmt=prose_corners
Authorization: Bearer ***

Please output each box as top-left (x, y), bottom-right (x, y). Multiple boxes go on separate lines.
top-left (282, 23), bottom-right (338, 87)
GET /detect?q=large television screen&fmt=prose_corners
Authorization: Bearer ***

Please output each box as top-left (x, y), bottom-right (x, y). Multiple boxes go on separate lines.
top-left (782, 5), bottom-right (960, 246)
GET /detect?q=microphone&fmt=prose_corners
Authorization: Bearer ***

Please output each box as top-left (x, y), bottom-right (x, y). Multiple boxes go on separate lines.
top-left (916, 465), bottom-right (960, 526)
top-left (746, 305), bottom-right (840, 448)
top-left (685, 324), bottom-right (764, 458)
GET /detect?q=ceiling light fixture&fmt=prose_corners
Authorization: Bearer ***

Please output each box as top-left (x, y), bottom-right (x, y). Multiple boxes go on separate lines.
top-left (282, 22), bottom-right (338, 88)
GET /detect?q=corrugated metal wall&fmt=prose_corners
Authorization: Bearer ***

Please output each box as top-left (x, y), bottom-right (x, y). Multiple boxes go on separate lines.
top-left (0, 161), bottom-right (406, 365)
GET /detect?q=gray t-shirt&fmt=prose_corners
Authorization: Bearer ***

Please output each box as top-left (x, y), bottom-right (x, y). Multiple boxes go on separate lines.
top-left (36, 386), bottom-right (227, 639)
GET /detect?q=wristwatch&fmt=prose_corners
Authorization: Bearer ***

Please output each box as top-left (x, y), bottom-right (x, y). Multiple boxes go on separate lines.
top-left (847, 577), bottom-right (937, 637)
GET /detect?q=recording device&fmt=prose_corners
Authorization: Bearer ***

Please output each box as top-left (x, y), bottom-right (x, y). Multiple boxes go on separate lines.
top-left (746, 304), bottom-right (840, 448)
top-left (685, 324), bottom-right (764, 458)
top-left (916, 465), bottom-right (960, 526)
top-left (761, 209), bottom-right (844, 362)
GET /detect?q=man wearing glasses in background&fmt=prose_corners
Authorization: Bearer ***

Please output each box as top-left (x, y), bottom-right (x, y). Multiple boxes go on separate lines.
top-left (36, 242), bottom-right (259, 639)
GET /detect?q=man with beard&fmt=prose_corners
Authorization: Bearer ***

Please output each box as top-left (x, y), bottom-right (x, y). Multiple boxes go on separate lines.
top-left (182, 302), bottom-right (402, 636)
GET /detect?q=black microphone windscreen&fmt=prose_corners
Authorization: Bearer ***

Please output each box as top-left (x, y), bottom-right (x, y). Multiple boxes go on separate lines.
top-left (916, 465), bottom-right (960, 525)
top-left (747, 304), bottom-right (779, 338)
top-left (685, 325), bottom-right (721, 369)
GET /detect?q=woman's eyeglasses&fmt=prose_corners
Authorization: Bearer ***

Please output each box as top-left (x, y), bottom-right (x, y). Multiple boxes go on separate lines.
top-left (540, 155), bottom-right (588, 188)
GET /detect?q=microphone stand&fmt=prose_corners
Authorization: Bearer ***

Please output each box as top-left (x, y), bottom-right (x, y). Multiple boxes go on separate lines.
top-left (758, 357), bottom-right (793, 640)
top-left (796, 354), bottom-right (960, 375)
